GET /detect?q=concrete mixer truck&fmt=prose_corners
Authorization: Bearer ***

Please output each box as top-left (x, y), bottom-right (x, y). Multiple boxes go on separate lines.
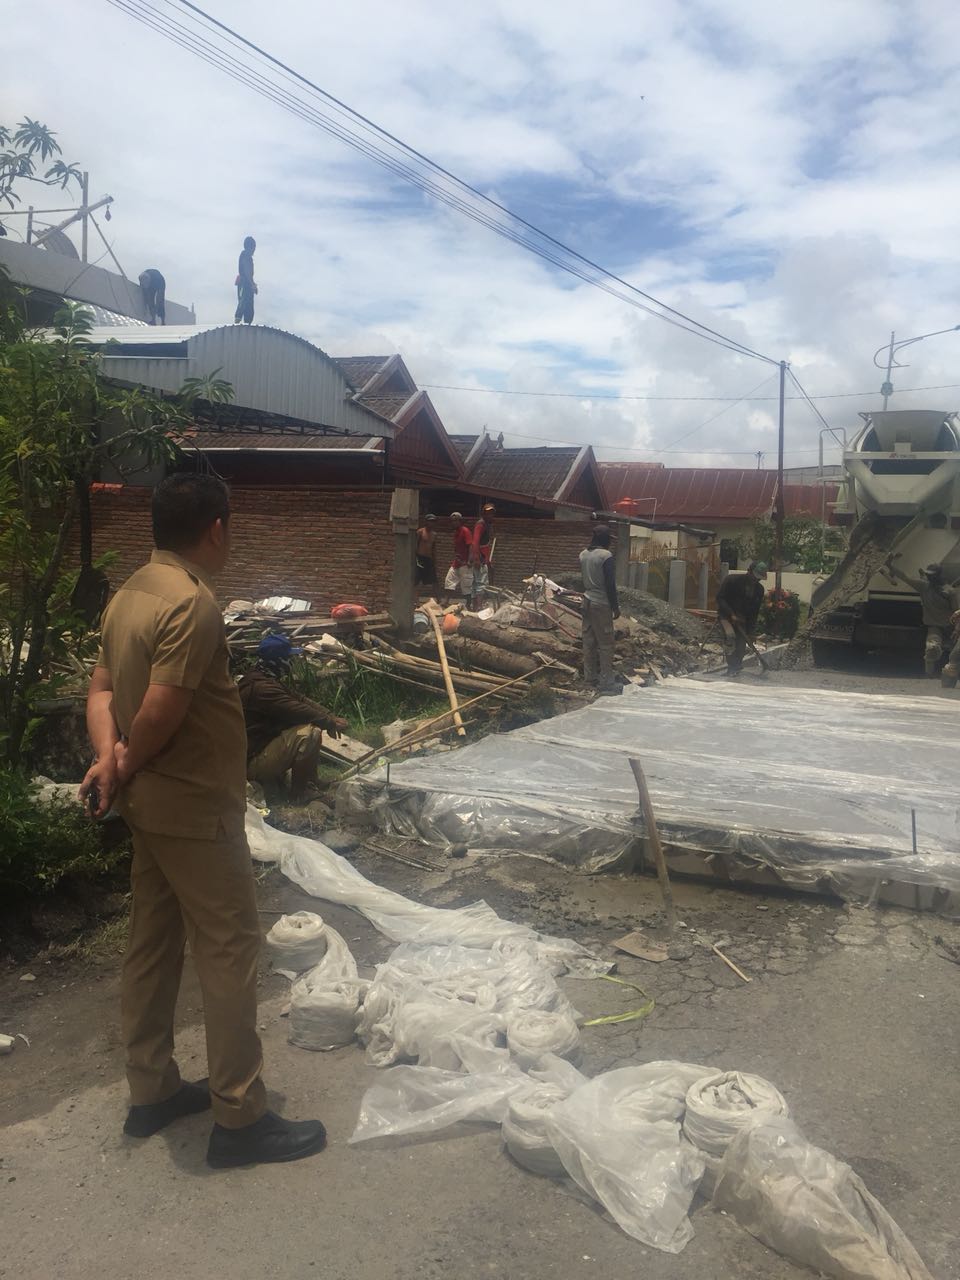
top-left (809, 409), bottom-right (960, 672)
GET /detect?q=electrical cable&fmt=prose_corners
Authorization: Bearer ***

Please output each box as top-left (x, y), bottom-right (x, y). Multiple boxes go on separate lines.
top-left (648, 372), bottom-right (779, 453)
top-left (420, 380), bottom-right (960, 402)
top-left (105, 0), bottom-right (778, 365)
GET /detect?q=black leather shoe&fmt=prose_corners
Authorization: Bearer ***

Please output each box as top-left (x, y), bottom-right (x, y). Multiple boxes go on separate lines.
top-left (206, 1111), bottom-right (328, 1168)
top-left (123, 1079), bottom-right (211, 1138)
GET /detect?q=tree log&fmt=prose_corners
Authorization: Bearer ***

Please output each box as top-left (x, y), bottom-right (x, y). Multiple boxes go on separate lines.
top-left (456, 615), bottom-right (579, 660)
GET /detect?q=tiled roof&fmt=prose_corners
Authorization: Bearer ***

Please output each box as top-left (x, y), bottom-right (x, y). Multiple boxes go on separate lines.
top-left (333, 356), bottom-right (391, 391)
top-left (180, 430), bottom-right (379, 451)
top-left (448, 434), bottom-right (479, 460)
top-left (358, 393), bottom-right (416, 422)
top-left (467, 446), bottom-right (582, 500)
top-left (599, 464), bottom-right (837, 520)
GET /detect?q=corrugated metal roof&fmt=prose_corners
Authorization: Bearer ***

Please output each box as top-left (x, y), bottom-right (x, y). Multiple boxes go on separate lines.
top-left (599, 464), bottom-right (836, 520)
top-left (81, 325), bottom-right (393, 438)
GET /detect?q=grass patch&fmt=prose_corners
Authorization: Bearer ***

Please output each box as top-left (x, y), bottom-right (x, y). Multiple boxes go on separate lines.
top-left (288, 655), bottom-right (449, 742)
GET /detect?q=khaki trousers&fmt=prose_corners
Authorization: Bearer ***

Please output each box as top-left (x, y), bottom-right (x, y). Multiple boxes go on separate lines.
top-left (247, 723), bottom-right (321, 786)
top-left (582, 599), bottom-right (616, 690)
top-left (122, 825), bottom-right (267, 1129)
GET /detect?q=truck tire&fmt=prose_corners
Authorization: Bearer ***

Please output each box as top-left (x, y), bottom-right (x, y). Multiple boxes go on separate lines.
top-left (811, 639), bottom-right (856, 669)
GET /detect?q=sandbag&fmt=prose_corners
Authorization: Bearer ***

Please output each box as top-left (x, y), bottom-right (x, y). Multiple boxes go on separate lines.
top-left (502, 1082), bottom-right (569, 1177)
top-left (713, 1119), bottom-right (934, 1280)
top-left (545, 1061), bottom-right (712, 1254)
top-left (505, 1008), bottom-right (580, 1070)
top-left (288, 923), bottom-right (365, 1051)
top-left (266, 911), bottom-right (329, 977)
top-left (683, 1070), bottom-right (788, 1158)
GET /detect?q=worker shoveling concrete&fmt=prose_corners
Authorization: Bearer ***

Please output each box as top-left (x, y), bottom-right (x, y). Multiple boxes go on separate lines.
top-left (338, 680), bottom-right (960, 908)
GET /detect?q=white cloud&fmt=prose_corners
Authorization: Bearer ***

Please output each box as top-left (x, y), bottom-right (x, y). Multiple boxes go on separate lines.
top-left (5, 0), bottom-right (960, 472)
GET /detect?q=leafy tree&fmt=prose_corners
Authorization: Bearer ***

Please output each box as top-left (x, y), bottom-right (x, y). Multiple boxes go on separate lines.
top-left (0, 118), bottom-right (82, 232)
top-left (739, 516), bottom-right (845, 574)
top-left (0, 294), bottom-right (232, 765)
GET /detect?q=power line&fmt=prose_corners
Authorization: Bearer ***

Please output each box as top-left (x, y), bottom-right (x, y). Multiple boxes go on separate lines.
top-left (106, 0), bottom-right (779, 366)
top-left (650, 372), bottom-right (779, 453)
top-left (421, 380), bottom-right (960, 402)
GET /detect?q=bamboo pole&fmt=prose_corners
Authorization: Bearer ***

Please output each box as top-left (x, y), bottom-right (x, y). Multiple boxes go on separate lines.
top-left (342, 662), bottom-right (555, 777)
top-left (628, 757), bottom-right (677, 931)
top-left (425, 605), bottom-right (466, 736)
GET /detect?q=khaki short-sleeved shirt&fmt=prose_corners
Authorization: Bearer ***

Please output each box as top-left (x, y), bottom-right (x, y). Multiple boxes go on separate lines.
top-left (98, 550), bottom-right (247, 838)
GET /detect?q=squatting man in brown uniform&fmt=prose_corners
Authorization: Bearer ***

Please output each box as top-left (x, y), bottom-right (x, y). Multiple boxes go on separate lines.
top-left (80, 475), bottom-right (326, 1168)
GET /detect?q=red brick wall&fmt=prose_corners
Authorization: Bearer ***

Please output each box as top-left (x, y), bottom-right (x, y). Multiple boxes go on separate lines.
top-left (84, 486), bottom-right (395, 612)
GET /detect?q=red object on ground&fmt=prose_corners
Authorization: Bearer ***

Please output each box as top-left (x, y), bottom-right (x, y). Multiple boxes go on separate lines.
top-left (330, 603), bottom-right (369, 620)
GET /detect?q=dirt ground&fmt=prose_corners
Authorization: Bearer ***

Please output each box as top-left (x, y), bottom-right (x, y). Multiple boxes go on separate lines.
top-left (2, 664), bottom-right (959, 1280)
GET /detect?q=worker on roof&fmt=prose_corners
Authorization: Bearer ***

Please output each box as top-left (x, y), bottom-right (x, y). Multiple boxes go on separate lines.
top-left (469, 504), bottom-right (495, 609)
top-left (444, 512), bottom-right (474, 602)
top-left (415, 514), bottom-right (438, 589)
top-left (237, 633), bottom-right (347, 801)
top-left (579, 524), bottom-right (621, 696)
top-left (885, 556), bottom-right (960, 677)
top-left (716, 560), bottom-right (767, 677)
top-left (234, 236), bottom-right (257, 325)
top-left (138, 268), bottom-right (166, 325)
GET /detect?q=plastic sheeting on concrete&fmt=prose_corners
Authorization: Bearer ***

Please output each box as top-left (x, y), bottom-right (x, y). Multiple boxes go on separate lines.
top-left (338, 681), bottom-right (960, 907)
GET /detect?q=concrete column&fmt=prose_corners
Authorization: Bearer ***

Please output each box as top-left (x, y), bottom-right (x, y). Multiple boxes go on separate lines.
top-left (390, 530), bottom-right (416, 637)
top-left (668, 559), bottom-right (686, 609)
top-left (637, 562), bottom-right (649, 594)
top-left (698, 561), bottom-right (709, 610)
top-left (613, 521), bottom-right (631, 587)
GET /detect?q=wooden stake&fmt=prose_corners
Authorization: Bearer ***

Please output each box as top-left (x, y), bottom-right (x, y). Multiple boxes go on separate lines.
top-left (712, 943), bottom-right (751, 983)
top-left (628, 757), bottom-right (677, 931)
top-left (424, 605), bottom-right (465, 735)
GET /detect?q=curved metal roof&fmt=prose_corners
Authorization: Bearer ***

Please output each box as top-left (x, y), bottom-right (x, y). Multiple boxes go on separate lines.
top-left (82, 324), bottom-right (393, 437)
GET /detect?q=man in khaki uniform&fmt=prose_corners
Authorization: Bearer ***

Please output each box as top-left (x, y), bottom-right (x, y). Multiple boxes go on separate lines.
top-left (80, 474), bottom-right (326, 1168)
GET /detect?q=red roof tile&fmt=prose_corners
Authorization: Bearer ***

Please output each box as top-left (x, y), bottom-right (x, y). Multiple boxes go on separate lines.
top-left (468, 446), bottom-right (582, 500)
top-left (182, 430), bottom-right (378, 451)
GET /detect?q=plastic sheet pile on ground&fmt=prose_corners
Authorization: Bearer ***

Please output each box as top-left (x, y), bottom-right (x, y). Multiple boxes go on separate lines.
top-left (251, 813), bottom-right (933, 1279)
top-left (338, 681), bottom-right (960, 905)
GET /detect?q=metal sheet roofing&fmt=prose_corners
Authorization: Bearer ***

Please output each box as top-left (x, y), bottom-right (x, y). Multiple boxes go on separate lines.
top-left (81, 325), bottom-right (393, 438)
top-left (599, 464), bottom-right (836, 520)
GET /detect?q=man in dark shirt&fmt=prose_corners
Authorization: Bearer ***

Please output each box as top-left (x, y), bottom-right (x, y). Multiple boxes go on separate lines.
top-left (234, 236), bottom-right (257, 325)
top-left (885, 556), bottom-right (960, 675)
top-left (138, 268), bottom-right (166, 324)
top-left (238, 634), bottom-right (346, 800)
top-left (716, 561), bottom-right (767, 676)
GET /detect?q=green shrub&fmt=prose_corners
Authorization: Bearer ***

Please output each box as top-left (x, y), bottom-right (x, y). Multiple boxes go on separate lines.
top-left (0, 768), bottom-right (128, 899)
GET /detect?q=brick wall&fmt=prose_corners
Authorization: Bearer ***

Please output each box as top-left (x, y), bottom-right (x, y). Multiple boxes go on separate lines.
top-left (85, 486), bottom-right (395, 612)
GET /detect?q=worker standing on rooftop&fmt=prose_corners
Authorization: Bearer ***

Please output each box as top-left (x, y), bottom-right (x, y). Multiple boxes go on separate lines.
top-left (579, 524), bottom-right (621, 696)
top-left (138, 268), bottom-right (166, 325)
top-left (716, 560), bottom-right (767, 677)
top-left (234, 236), bottom-right (257, 325)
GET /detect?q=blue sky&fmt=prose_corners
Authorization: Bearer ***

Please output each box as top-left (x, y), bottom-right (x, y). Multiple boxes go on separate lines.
top-left (6, 0), bottom-right (960, 465)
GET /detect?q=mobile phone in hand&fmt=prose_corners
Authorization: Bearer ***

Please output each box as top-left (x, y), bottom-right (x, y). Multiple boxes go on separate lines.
top-left (86, 784), bottom-right (100, 817)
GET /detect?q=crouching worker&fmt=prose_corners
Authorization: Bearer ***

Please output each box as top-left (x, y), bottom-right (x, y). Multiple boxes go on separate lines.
top-left (238, 634), bottom-right (347, 800)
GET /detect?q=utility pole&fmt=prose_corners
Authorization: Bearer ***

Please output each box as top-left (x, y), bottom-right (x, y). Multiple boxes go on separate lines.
top-left (80, 171), bottom-right (89, 263)
top-left (756, 450), bottom-right (764, 470)
top-left (774, 360), bottom-right (786, 592)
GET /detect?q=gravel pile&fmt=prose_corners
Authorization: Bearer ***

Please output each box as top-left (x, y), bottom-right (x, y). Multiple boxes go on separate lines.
top-left (553, 574), bottom-right (708, 642)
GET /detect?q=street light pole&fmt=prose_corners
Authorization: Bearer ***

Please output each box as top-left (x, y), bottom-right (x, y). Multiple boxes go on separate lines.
top-left (874, 324), bottom-right (960, 408)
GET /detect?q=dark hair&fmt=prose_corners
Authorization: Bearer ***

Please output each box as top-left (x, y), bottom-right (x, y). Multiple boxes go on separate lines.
top-left (590, 524), bottom-right (612, 549)
top-left (243, 236), bottom-right (256, 251)
top-left (152, 474), bottom-right (230, 552)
